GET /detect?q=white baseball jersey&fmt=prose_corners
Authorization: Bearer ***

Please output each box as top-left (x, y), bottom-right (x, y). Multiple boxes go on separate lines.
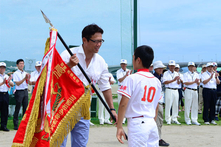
top-left (183, 71), bottom-right (199, 89)
top-left (117, 69), bottom-right (162, 119)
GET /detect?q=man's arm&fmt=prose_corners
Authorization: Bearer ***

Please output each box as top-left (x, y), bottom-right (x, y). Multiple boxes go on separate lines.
top-left (102, 89), bottom-right (118, 123)
top-left (116, 95), bottom-right (129, 144)
top-left (203, 74), bottom-right (213, 85)
top-left (14, 74), bottom-right (29, 86)
top-left (163, 76), bottom-right (179, 84)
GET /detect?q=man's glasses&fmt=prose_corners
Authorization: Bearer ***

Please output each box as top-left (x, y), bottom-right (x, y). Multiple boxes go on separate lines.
top-left (89, 39), bottom-right (104, 44)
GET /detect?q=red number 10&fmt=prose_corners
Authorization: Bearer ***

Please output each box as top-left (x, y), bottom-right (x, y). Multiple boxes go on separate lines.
top-left (141, 86), bottom-right (156, 102)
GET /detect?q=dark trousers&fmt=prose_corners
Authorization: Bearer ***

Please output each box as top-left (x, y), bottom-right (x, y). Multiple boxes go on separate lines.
top-left (0, 92), bottom-right (9, 128)
top-left (13, 89), bottom-right (28, 127)
top-left (178, 88), bottom-right (184, 107)
top-left (203, 88), bottom-right (217, 122)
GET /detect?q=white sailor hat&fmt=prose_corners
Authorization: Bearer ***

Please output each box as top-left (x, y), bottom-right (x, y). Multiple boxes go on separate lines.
top-left (120, 59), bottom-right (127, 64)
top-left (188, 62), bottom-right (195, 67)
top-left (213, 62), bottom-right (217, 66)
top-left (35, 61), bottom-right (42, 66)
top-left (153, 61), bottom-right (166, 69)
top-left (206, 62), bottom-right (213, 67)
top-left (175, 64), bottom-right (180, 68)
top-left (0, 62), bottom-right (6, 67)
top-left (168, 60), bottom-right (176, 66)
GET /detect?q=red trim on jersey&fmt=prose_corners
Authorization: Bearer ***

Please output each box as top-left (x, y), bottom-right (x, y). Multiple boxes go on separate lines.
top-left (136, 72), bottom-right (155, 78)
top-left (117, 90), bottom-right (131, 98)
top-left (137, 69), bottom-right (149, 72)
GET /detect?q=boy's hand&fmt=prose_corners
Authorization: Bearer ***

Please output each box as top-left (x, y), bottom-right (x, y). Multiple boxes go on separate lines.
top-left (116, 127), bottom-right (126, 144)
top-left (110, 110), bottom-right (118, 126)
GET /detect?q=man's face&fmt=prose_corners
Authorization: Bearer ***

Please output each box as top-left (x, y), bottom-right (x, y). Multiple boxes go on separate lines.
top-left (149, 66), bottom-right (153, 72)
top-left (207, 66), bottom-right (213, 72)
top-left (121, 63), bottom-right (127, 71)
top-left (175, 67), bottom-right (179, 72)
top-left (83, 32), bottom-right (103, 54)
top-left (155, 68), bottom-right (163, 75)
top-left (168, 65), bottom-right (175, 71)
top-left (202, 67), bottom-right (206, 72)
top-left (188, 65), bottom-right (194, 72)
top-left (17, 61), bottom-right (24, 70)
top-left (0, 66), bottom-right (6, 74)
top-left (213, 66), bottom-right (217, 71)
top-left (35, 66), bottom-right (41, 72)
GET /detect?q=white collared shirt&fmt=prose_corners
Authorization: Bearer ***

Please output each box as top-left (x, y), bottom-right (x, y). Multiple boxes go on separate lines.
top-left (162, 70), bottom-right (179, 88)
top-left (177, 73), bottom-right (183, 89)
top-left (60, 45), bottom-right (111, 92)
top-left (13, 69), bottom-right (28, 90)
top-left (201, 71), bottom-right (217, 89)
top-left (116, 68), bottom-right (130, 86)
top-left (0, 73), bottom-right (11, 92)
top-left (183, 71), bottom-right (199, 89)
top-left (30, 70), bottom-right (40, 84)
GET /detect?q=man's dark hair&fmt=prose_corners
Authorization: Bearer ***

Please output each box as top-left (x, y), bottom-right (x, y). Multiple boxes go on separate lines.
top-left (134, 45), bottom-right (154, 68)
top-left (82, 24), bottom-right (103, 41)
top-left (16, 59), bottom-right (24, 65)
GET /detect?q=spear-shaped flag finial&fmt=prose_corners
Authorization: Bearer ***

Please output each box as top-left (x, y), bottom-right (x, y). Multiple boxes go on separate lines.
top-left (40, 10), bottom-right (54, 28)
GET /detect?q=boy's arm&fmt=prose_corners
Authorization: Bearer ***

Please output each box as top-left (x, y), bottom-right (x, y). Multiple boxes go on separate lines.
top-left (116, 95), bottom-right (129, 144)
top-left (154, 103), bottom-right (159, 121)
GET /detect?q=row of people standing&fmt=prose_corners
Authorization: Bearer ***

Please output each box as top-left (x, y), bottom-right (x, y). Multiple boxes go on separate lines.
top-left (0, 60), bottom-right (42, 131)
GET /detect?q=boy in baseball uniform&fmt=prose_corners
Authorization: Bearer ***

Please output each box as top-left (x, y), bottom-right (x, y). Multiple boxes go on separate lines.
top-left (116, 45), bottom-right (161, 147)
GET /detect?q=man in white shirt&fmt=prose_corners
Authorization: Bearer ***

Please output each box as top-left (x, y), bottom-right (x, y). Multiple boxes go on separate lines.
top-left (198, 64), bottom-right (206, 114)
top-left (175, 64), bottom-right (184, 112)
top-left (116, 59), bottom-right (131, 124)
top-left (0, 62), bottom-right (14, 131)
top-left (162, 60), bottom-right (181, 125)
top-left (60, 24), bottom-right (117, 147)
top-left (13, 59), bottom-right (30, 130)
top-left (201, 62), bottom-right (220, 125)
top-left (183, 62), bottom-right (201, 125)
top-left (29, 61), bottom-right (42, 92)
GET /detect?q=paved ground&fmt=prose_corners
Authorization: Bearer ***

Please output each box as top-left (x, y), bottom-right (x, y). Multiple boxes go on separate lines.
top-left (1, 125), bottom-right (220, 147)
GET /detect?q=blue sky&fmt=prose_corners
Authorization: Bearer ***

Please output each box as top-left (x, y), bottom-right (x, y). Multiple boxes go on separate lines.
top-left (0, 0), bottom-right (221, 66)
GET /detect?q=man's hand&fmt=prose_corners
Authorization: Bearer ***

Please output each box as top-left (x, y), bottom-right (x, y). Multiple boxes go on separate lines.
top-left (174, 76), bottom-right (180, 81)
top-left (110, 110), bottom-right (118, 126)
top-left (116, 127), bottom-right (126, 144)
top-left (25, 73), bottom-right (30, 80)
top-left (8, 75), bottom-right (13, 82)
top-left (67, 53), bottom-right (79, 68)
top-left (215, 72), bottom-right (218, 78)
top-left (3, 78), bottom-right (6, 84)
top-left (195, 78), bottom-right (199, 83)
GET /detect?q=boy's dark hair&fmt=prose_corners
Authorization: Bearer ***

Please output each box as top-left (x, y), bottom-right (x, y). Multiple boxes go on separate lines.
top-left (134, 45), bottom-right (154, 68)
top-left (16, 59), bottom-right (24, 65)
top-left (82, 24), bottom-right (103, 41)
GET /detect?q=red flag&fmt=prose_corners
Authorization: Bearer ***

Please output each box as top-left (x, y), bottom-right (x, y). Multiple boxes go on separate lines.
top-left (12, 29), bottom-right (91, 147)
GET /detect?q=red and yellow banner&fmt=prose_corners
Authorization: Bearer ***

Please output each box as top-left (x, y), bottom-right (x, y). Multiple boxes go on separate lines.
top-left (12, 29), bottom-right (91, 147)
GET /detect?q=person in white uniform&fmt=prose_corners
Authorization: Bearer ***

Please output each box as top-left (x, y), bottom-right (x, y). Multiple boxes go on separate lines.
top-left (116, 59), bottom-right (131, 124)
top-left (98, 64), bottom-right (116, 125)
top-left (175, 64), bottom-right (184, 113)
top-left (198, 64), bottom-right (207, 114)
top-left (201, 62), bottom-right (220, 125)
top-left (162, 60), bottom-right (181, 125)
top-left (29, 61), bottom-right (42, 92)
top-left (0, 62), bottom-right (14, 132)
top-left (60, 24), bottom-right (117, 147)
top-left (116, 45), bottom-right (160, 147)
top-left (183, 62), bottom-right (201, 125)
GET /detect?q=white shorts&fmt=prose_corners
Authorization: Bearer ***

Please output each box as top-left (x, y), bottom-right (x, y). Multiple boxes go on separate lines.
top-left (127, 117), bottom-right (159, 147)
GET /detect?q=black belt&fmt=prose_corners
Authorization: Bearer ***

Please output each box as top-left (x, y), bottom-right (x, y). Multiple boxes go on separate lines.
top-left (166, 87), bottom-right (178, 90)
top-left (203, 88), bottom-right (216, 91)
top-left (200, 85), bottom-right (203, 88)
top-left (16, 89), bottom-right (28, 91)
top-left (0, 92), bottom-right (8, 95)
top-left (186, 87), bottom-right (197, 91)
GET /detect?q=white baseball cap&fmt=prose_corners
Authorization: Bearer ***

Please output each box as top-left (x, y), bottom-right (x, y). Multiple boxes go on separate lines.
top-left (0, 62), bottom-right (6, 67)
top-left (206, 62), bottom-right (213, 67)
top-left (213, 62), bottom-right (217, 66)
top-left (168, 60), bottom-right (176, 66)
top-left (188, 62), bottom-right (195, 67)
top-left (175, 64), bottom-right (180, 68)
top-left (202, 64), bottom-right (206, 68)
top-left (153, 61), bottom-right (166, 69)
top-left (35, 61), bottom-right (42, 66)
top-left (120, 59), bottom-right (127, 64)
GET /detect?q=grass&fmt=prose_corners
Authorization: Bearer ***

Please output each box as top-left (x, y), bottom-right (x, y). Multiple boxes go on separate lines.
top-left (3, 97), bottom-right (221, 130)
